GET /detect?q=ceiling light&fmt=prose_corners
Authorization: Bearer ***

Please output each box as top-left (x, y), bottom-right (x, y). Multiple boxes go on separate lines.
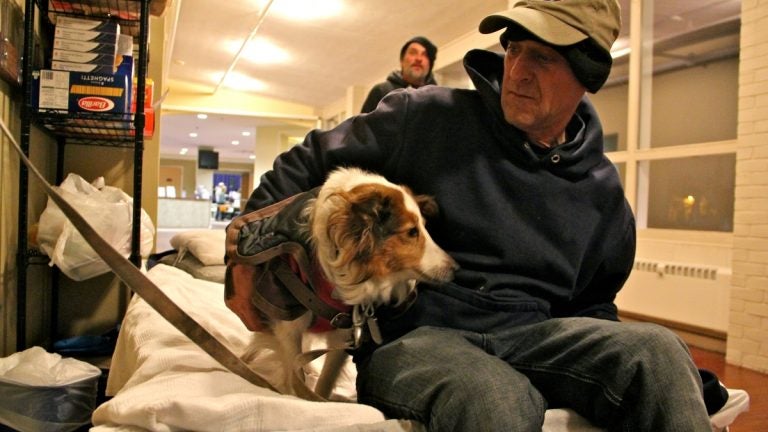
top-left (611, 47), bottom-right (630, 59)
top-left (242, 131), bottom-right (251, 136)
top-left (189, 132), bottom-right (198, 138)
top-left (231, 140), bottom-right (240, 145)
top-left (228, 38), bottom-right (290, 64)
top-left (265, 0), bottom-right (343, 20)
top-left (212, 71), bottom-right (267, 92)
top-left (249, 154), bottom-right (256, 160)
top-left (197, 113), bottom-right (208, 119)
top-left (180, 147), bottom-right (188, 155)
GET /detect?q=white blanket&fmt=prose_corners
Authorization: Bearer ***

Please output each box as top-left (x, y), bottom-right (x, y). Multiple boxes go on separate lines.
top-left (92, 264), bottom-right (748, 431)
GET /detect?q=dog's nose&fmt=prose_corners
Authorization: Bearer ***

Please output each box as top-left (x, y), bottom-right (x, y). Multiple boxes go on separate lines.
top-left (446, 256), bottom-right (459, 271)
top-left (437, 255), bottom-right (459, 281)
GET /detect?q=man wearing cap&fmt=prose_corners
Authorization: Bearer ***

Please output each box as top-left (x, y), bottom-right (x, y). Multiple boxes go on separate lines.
top-left (231, 1), bottom-right (714, 430)
top-left (360, 36), bottom-right (438, 113)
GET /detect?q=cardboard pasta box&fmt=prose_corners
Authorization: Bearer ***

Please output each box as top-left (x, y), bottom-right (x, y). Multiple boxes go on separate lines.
top-left (131, 77), bottom-right (153, 111)
top-left (32, 69), bottom-right (130, 114)
top-left (55, 16), bottom-right (119, 33)
top-left (54, 26), bottom-right (119, 45)
top-left (53, 38), bottom-right (117, 55)
top-left (53, 17), bottom-right (119, 71)
top-left (50, 61), bottom-right (116, 74)
top-left (52, 49), bottom-right (116, 66)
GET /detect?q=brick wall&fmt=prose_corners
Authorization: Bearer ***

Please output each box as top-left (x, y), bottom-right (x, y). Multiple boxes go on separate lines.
top-left (728, 0), bottom-right (768, 373)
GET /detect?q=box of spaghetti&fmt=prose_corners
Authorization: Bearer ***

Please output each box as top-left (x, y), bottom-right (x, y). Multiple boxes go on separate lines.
top-left (31, 69), bottom-right (130, 114)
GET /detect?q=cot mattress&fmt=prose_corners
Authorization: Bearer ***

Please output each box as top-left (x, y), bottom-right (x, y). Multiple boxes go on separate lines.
top-left (91, 264), bottom-right (749, 431)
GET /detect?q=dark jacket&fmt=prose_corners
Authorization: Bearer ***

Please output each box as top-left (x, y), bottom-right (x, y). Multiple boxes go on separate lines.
top-left (360, 70), bottom-right (438, 113)
top-left (244, 49), bottom-right (636, 348)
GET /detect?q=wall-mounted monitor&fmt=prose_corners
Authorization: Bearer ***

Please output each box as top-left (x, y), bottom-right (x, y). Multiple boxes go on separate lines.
top-left (198, 149), bottom-right (219, 170)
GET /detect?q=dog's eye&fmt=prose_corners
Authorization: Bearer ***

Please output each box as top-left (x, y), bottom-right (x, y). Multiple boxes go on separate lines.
top-left (407, 227), bottom-right (419, 238)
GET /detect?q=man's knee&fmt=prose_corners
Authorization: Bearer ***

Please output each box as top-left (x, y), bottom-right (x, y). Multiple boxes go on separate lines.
top-left (358, 327), bottom-right (546, 431)
top-left (622, 323), bottom-right (690, 362)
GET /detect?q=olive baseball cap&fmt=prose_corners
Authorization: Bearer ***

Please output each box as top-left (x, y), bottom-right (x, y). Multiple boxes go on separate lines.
top-left (479, 0), bottom-right (621, 56)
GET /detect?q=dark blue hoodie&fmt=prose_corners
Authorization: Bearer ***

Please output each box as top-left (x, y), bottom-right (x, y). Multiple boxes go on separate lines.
top-left (243, 49), bottom-right (636, 345)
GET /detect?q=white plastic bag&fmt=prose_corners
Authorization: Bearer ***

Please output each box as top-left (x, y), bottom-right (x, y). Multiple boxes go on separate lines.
top-left (0, 347), bottom-right (102, 432)
top-left (36, 173), bottom-right (155, 281)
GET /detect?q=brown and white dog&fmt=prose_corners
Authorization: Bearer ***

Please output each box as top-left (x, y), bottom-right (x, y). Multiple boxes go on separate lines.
top-left (242, 167), bottom-right (457, 399)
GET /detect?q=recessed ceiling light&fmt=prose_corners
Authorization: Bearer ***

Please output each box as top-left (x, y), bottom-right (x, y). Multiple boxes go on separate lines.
top-left (189, 132), bottom-right (198, 138)
top-left (231, 140), bottom-right (240, 145)
top-left (180, 147), bottom-right (188, 155)
top-left (249, 154), bottom-right (256, 160)
top-left (242, 131), bottom-right (251, 137)
top-left (197, 113), bottom-right (208, 119)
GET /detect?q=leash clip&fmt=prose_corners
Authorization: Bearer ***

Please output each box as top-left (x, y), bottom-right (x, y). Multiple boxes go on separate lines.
top-left (351, 304), bottom-right (365, 349)
top-left (363, 303), bottom-right (383, 345)
top-left (350, 303), bottom-right (383, 349)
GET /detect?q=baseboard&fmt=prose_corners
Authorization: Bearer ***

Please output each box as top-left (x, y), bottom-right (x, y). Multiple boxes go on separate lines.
top-left (618, 311), bottom-right (727, 354)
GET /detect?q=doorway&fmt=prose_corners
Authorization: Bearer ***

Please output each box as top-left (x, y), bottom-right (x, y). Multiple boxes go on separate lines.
top-left (159, 165), bottom-right (183, 198)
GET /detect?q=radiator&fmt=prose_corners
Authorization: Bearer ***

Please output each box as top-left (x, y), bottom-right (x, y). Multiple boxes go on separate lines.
top-left (615, 259), bottom-right (731, 332)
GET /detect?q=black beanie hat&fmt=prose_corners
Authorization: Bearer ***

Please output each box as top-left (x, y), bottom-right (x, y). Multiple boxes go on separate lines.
top-left (501, 26), bottom-right (612, 93)
top-left (400, 36), bottom-right (438, 72)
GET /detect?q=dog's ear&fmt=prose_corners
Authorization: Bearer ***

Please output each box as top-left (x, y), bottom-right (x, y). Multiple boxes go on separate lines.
top-left (321, 189), bottom-right (391, 285)
top-left (352, 191), bottom-right (393, 234)
top-left (414, 194), bottom-right (438, 218)
top-left (401, 185), bottom-right (438, 218)
top-left (347, 187), bottom-right (395, 256)
top-left (324, 188), bottom-right (388, 274)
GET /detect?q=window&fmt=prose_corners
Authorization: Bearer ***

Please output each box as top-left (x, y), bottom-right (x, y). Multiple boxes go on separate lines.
top-left (591, 0), bottom-right (739, 234)
top-left (645, 155), bottom-right (735, 232)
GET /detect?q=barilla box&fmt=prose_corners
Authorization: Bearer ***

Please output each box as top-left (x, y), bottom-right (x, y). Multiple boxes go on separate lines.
top-left (131, 77), bottom-right (153, 112)
top-left (115, 35), bottom-right (134, 78)
top-left (134, 107), bottom-right (156, 137)
top-left (117, 34), bottom-right (133, 56)
top-left (52, 49), bottom-right (115, 66)
top-left (114, 35), bottom-right (136, 110)
top-left (54, 26), bottom-right (119, 45)
top-left (32, 69), bottom-right (130, 114)
top-left (116, 53), bottom-right (134, 110)
top-left (55, 16), bottom-right (119, 34)
top-left (51, 61), bottom-right (116, 74)
top-left (53, 38), bottom-right (117, 55)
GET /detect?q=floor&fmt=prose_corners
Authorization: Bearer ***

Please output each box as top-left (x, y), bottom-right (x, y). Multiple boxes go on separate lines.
top-left (690, 346), bottom-right (766, 431)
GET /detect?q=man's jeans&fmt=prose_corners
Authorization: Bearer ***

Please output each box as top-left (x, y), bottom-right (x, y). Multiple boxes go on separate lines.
top-left (355, 318), bottom-right (712, 431)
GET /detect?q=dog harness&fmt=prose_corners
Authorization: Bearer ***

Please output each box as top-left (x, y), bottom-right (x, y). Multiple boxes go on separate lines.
top-left (225, 189), bottom-right (357, 334)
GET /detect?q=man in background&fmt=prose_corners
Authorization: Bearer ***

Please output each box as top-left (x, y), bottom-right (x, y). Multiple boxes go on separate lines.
top-left (360, 36), bottom-right (438, 113)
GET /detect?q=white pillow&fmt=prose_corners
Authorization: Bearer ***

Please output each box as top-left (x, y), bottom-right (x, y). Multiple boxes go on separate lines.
top-left (169, 229), bottom-right (226, 266)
